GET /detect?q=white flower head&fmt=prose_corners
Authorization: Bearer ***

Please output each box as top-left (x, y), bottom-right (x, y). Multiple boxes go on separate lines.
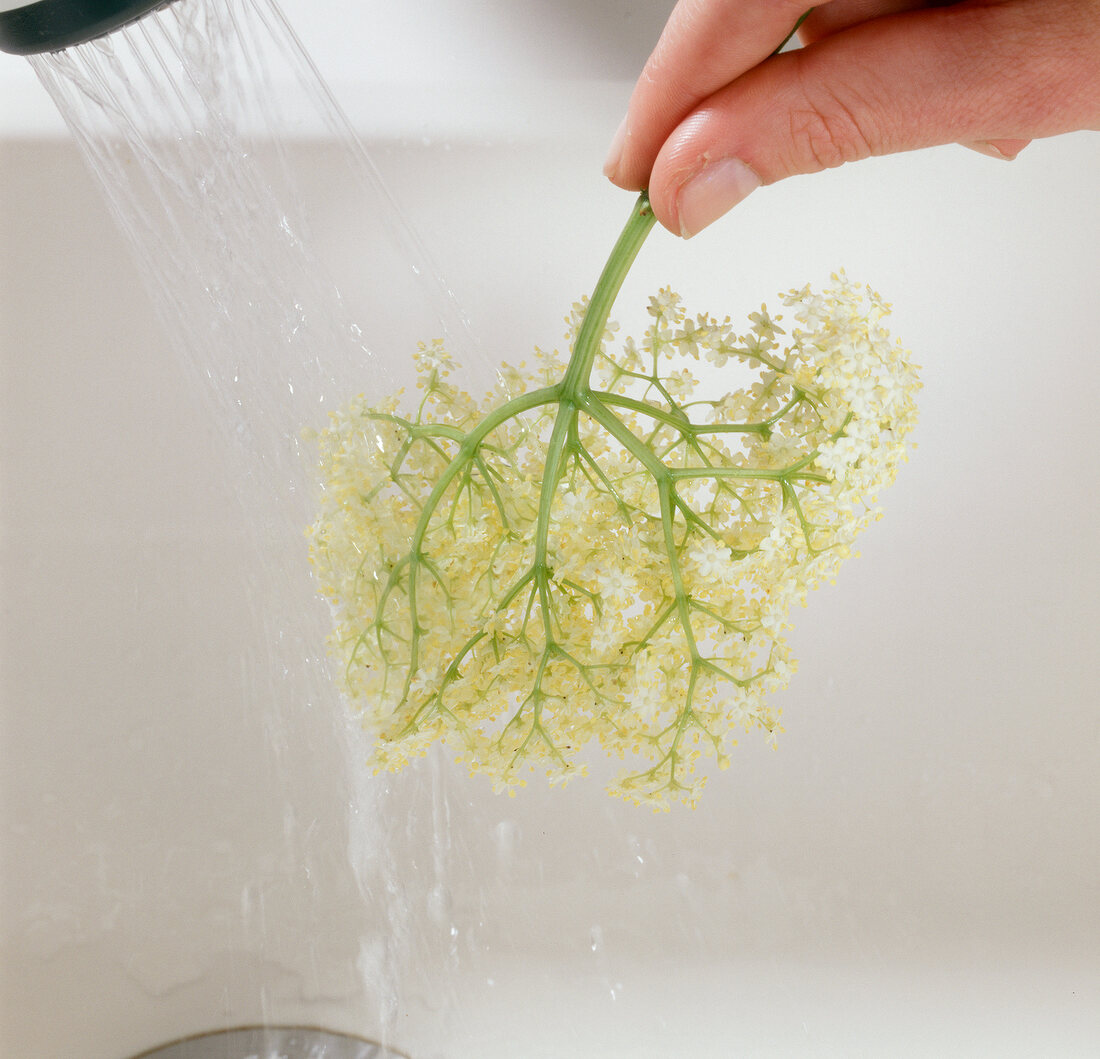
top-left (310, 272), bottom-right (919, 811)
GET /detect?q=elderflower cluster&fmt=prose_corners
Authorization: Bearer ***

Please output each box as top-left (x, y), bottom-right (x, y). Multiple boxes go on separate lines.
top-left (308, 275), bottom-right (919, 810)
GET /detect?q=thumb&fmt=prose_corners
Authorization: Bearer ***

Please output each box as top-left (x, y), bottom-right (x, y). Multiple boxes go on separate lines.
top-left (649, 1), bottom-right (1100, 237)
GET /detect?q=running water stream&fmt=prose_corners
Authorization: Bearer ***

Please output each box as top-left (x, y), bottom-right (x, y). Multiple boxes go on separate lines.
top-left (27, 0), bottom-right (485, 1051)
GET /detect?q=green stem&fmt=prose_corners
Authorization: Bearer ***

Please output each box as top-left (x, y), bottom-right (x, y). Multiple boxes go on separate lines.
top-left (599, 392), bottom-right (771, 434)
top-left (562, 192), bottom-right (658, 397)
top-left (529, 192), bottom-right (660, 577)
top-left (777, 11), bottom-right (811, 53)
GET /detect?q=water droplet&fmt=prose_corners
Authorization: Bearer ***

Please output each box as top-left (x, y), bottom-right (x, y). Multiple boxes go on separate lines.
top-left (495, 819), bottom-right (520, 864)
top-left (426, 884), bottom-right (452, 927)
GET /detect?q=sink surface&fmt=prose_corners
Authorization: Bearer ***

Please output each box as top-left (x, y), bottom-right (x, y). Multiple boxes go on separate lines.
top-left (2, 18), bottom-right (1099, 1056)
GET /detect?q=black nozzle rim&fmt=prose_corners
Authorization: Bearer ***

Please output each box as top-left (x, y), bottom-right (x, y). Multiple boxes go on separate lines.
top-left (0, 0), bottom-right (176, 55)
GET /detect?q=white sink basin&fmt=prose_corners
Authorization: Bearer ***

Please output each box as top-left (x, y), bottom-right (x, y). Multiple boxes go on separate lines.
top-left (2, 4), bottom-right (1098, 1056)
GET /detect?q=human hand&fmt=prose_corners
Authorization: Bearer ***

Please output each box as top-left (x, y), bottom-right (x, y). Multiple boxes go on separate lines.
top-left (603, 0), bottom-right (1100, 236)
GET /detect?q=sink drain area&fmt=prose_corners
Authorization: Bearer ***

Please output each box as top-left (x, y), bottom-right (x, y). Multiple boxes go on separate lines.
top-left (133, 1026), bottom-right (409, 1059)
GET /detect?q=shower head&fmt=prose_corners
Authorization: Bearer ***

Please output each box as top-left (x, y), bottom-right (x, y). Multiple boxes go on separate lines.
top-left (0, 0), bottom-right (176, 55)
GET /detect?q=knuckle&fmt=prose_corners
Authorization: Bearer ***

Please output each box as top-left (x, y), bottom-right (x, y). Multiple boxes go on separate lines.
top-left (787, 82), bottom-right (878, 172)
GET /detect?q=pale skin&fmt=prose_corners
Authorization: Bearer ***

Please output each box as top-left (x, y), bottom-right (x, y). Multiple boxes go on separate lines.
top-left (603, 0), bottom-right (1100, 237)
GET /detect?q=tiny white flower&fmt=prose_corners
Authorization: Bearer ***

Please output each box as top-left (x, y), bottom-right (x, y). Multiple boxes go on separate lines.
top-left (705, 341), bottom-right (736, 368)
top-left (598, 564), bottom-right (638, 602)
top-left (673, 318), bottom-right (707, 359)
top-left (409, 667), bottom-right (442, 700)
top-left (743, 332), bottom-right (774, 361)
top-left (415, 341), bottom-right (456, 375)
top-left (591, 623), bottom-right (620, 656)
top-left (555, 488), bottom-right (588, 525)
top-left (647, 287), bottom-right (680, 319)
top-left (664, 368), bottom-right (697, 400)
top-left (689, 536), bottom-right (734, 580)
top-left (748, 306), bottom-right (784, 340)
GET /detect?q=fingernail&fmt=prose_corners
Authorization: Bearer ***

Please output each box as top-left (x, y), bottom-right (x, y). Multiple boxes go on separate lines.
top-left (603, 115), bottom-right (628, 180)
top-left (963, 138), bottom-right (1031, 161)
top-left (963, 140), bottom-right (1011, 160)
top-left (676, 157), bottom-right (761, 238)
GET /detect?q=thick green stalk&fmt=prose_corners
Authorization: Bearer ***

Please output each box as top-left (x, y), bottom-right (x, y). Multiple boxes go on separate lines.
top-left (532, 191), bottom-right (658, 564)
top-left (561, 191), bottom-right (658, 397)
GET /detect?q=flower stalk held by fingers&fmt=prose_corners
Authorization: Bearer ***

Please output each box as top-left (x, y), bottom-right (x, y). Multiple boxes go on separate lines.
top-left (308, 192), bottom-right (920, 810)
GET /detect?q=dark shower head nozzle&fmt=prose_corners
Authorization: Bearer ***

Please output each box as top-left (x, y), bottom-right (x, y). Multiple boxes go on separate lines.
top-left (0, 0), bottom-right (176, 55)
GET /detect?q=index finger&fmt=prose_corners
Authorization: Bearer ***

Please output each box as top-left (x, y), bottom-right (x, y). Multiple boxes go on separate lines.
top-left (604, 0), bottom-right (817, 189)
